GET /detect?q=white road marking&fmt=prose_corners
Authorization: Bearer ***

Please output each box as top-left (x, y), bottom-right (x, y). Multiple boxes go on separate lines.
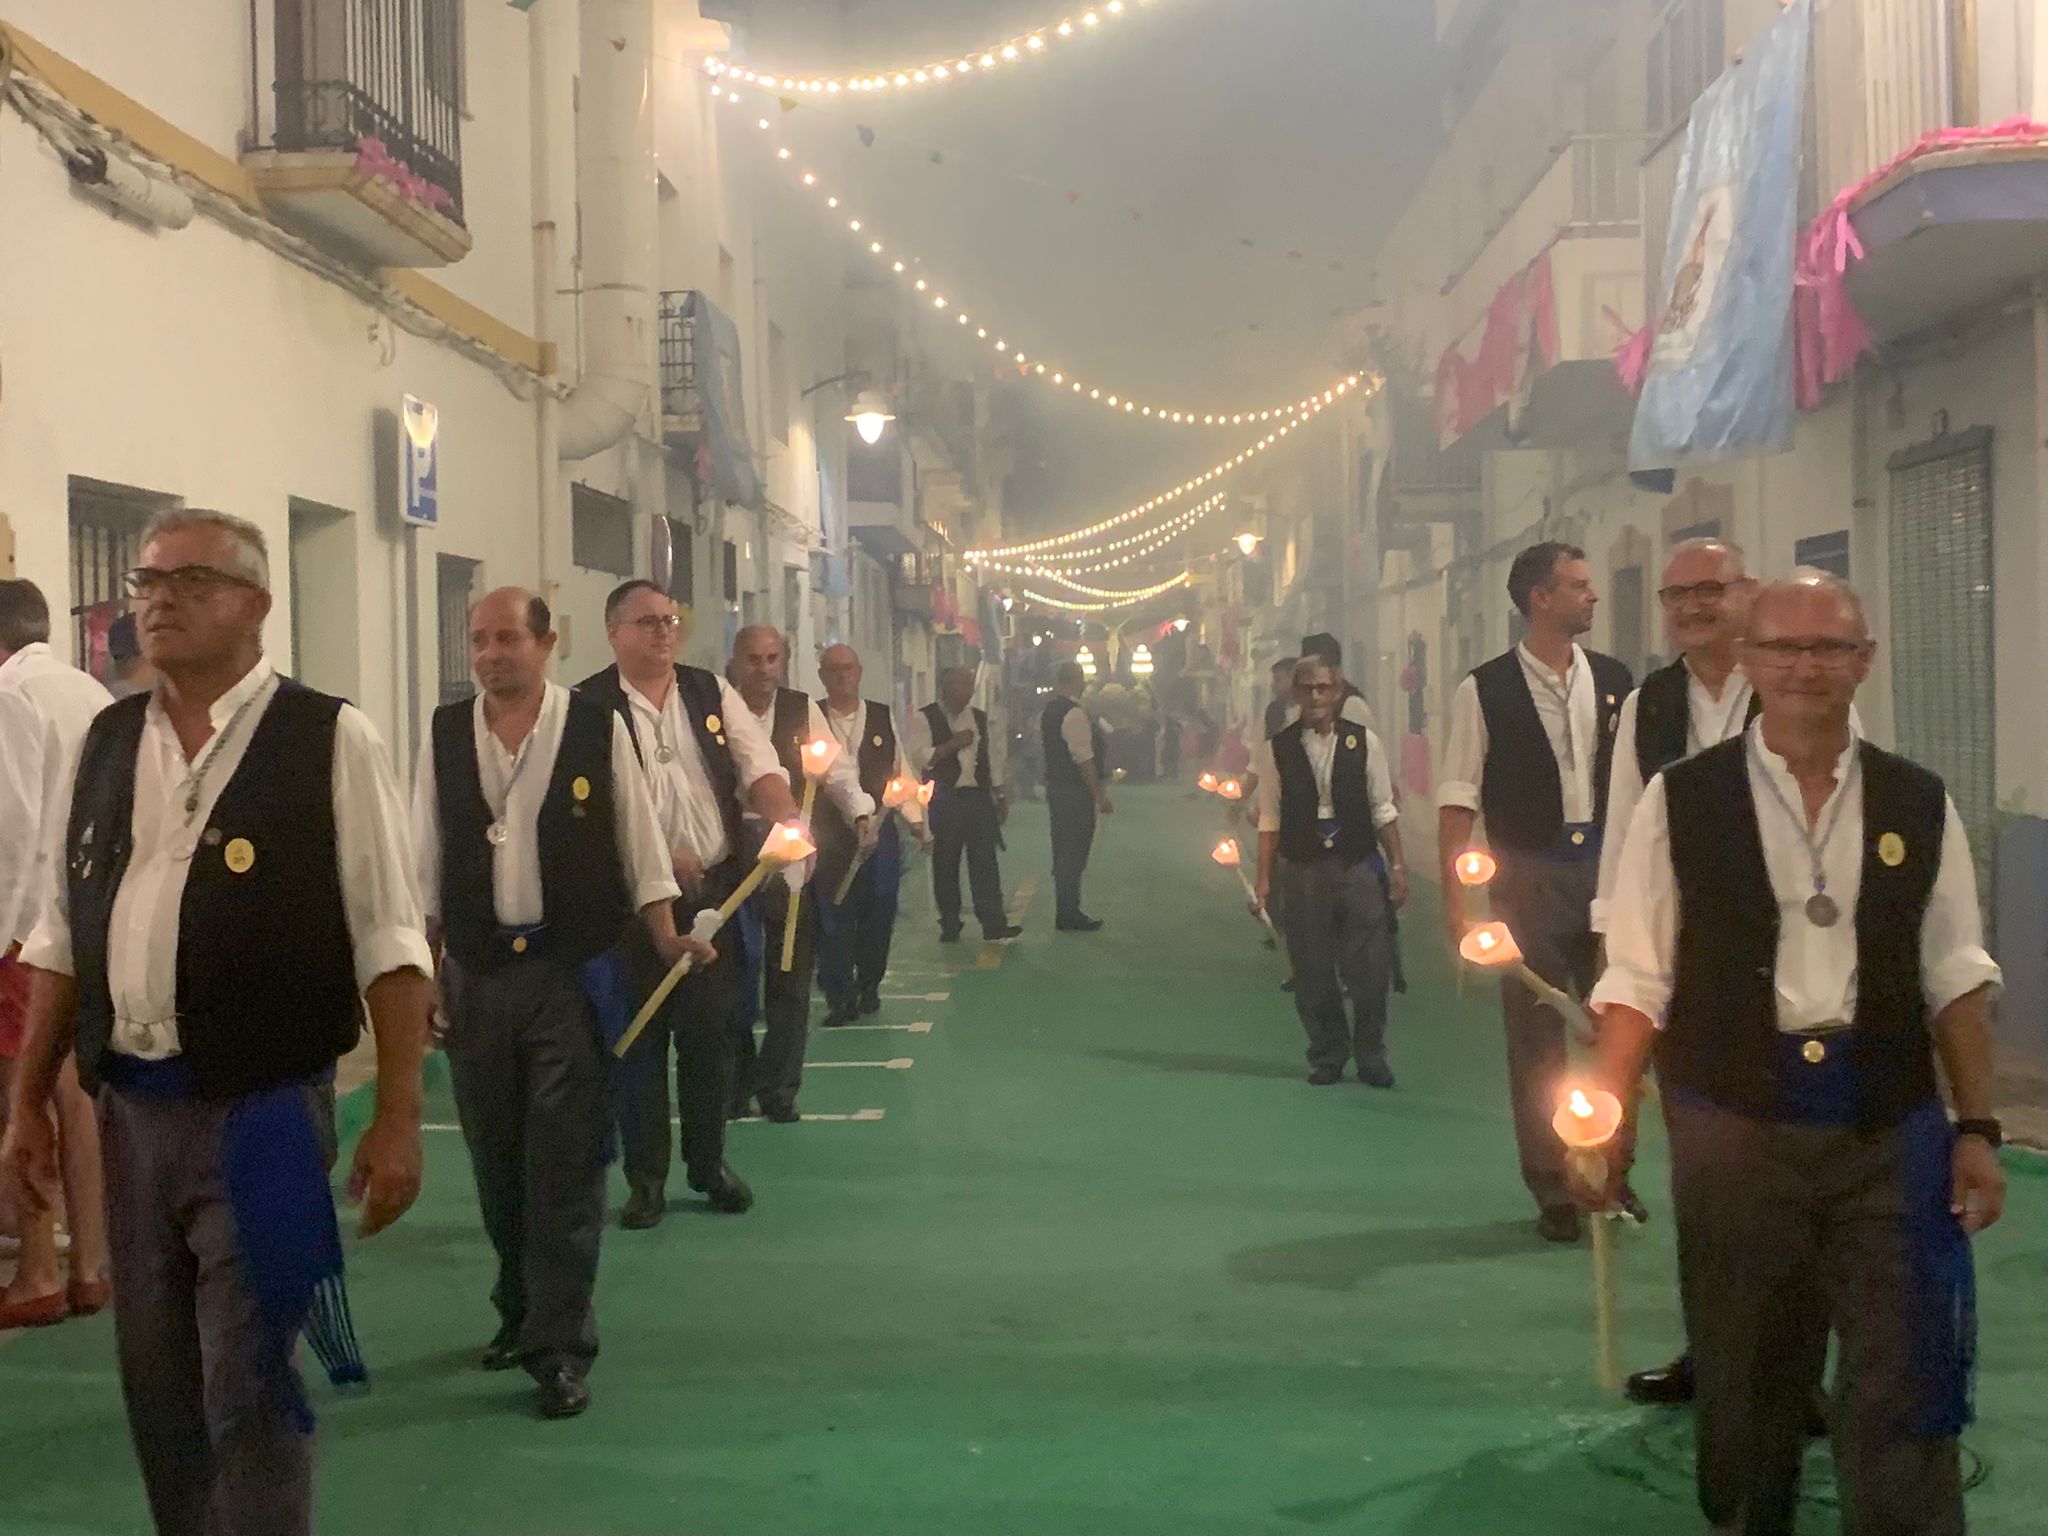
top-left (882, 991), bottom-right (950, 1002)
top-left (829, 1020), bottom-right (933, 1034)
top-left (806, 1057), bottom-right (914, 1070)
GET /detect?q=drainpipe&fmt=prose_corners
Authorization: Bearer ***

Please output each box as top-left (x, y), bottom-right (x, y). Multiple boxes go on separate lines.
top-left (555, 0), bottom-right (656, 462)
top-left (529, 0), bottom-right (566, 588)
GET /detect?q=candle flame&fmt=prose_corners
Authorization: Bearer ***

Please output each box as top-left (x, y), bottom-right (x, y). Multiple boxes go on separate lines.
top-left (915, 781), bottom-right (935, 807)
top-left (1197, 771), bottom-right (1220, 793)
top-left (801, 737), bottom-right (841, 777)
top-left (882, 776), bottom-right (914, 808)
top-left (1551, 1083), bottom-right (1623, 1148)
top-left (1569, 1089), bottom-right (1593, 1119)
top-left (1455, 849), bottom-right (1499, 887)
top-left (1217, 779), bottom-right (1243, 801)
top-left (1211, 839), bottom-right (1241, 867)
top-left (764, 821), bottom-right (818, 862)
top-left (1457, 921), bottom-right (1524, 969)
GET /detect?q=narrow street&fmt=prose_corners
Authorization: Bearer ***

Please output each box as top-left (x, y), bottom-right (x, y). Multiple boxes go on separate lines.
top-left (3, 786), bottom-right (2043, 1535)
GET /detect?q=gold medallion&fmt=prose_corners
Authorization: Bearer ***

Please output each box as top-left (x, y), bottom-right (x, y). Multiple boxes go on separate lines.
top-left (224, 838), bottom-right (256, 875)
top-left (873, 734), bottom-right (885, 748)
top-left (1801, 1039), bottom-right (1827, 1064)
top-left (1878, 832), bottom-right (1905, 868)
top-left (572, 776), bottom-right (591, 802)
top-left (1345, 734), bottom-right (1358, 750)
top-left (1570, 830), bottom-right (1587, 847)
top-left (511, 935), bottom-right (528, 955)
top-left (705, 714), bottom-right (722, 733)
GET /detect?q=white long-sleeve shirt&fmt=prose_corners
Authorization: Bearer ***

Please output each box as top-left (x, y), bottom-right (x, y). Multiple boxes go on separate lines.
top-left (411, 682), bottom-right (679, 928)
top-left (1591, 724), bottom-right (2000, 1032)
top-left (21, 658), bottom-right (432, 1059)
top-left (0, 643), bottom-right (113, 947)
top-left (905, 704), bottom-right (1010, 791)
top-left (822, 698), bottom-right (925, 827)
top-left (746, 694), bottom-right (876, 825)
top-left (1437, 644), bottom-right (1599, 823)
top-left (620, 673), bottom-right (785, 868)
top-left (1252, 723), bottom-right (1399, 834)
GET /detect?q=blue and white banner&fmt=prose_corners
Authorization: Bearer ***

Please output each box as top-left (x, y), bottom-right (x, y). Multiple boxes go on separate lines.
top-left (1631, 0), bottom-right (1811, 471)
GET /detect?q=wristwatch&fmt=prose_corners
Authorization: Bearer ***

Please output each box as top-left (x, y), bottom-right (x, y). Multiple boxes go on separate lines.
top-left (1956, 1117), bottom-right (2003, 1148)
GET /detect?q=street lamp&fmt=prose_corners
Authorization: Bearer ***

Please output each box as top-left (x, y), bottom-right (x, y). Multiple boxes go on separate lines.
top-left (1235, 531), bottom-right (1262, 557)
top-left (845, 387), bottom-right (896, 445)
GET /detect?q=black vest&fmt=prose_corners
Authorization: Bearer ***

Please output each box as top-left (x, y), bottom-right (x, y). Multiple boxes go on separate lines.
top-left (1272, 720), bottom-right (1379, 863)
top-left (1633, 658), bottom-right (1761, 782)
top-left (1042, 695), bottom-right (1105, 793)
top-left (574, 662), bottom-right (743, 863)
top-left (1661, 739), bottom-right (1947, 1130)
top-left (1472, 648), bottom-right (1632, 851)
top-left (66, 681), bottom-right (361, 1099)
top-left (770, 686), bottom-right (850, 860)
top-left (922, 703), bottom-right (992, 790)
top-left (833, 700), bottom-right (898, 802)
top-left (432, 690), bottom-right (632, 972)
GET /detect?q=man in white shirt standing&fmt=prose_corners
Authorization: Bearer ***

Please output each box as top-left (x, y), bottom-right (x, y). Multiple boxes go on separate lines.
top-left (907, 667), bottom-right (1022, 943)
top-left (1040, 661), bottom-right (1112, 933)
top-left (3, 511), bottom-right (433, 1536)
top-left (1253, 657), bottom-right (1409, 1086)
top-left (576, 582), bottom-right (798, 1228)
top-left (0, 579), bottom-right (113, 1329)
top-left (414, 588), bottom-right (707, 1421)
top-left (1438, 542), bottom-right (1638, 1242)
top-left (1585, 573), bottom-right (2003, 1536)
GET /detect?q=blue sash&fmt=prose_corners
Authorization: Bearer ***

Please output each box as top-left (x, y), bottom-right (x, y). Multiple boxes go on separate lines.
top-left (1897, 1101), bottom-right (1977, 1436)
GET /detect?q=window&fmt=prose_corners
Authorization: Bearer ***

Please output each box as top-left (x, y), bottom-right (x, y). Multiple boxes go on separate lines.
top-left (768, 322), bottom-right (790, 446)
top-left (435, 553), bottom-right (480, 705)
top-left (287, 499), bottom-right (359, 698)
top-left (67, 477), bottom-right (174, 681)
top-left (1794, 530), bottom-right (1850, 579)
top-left (666, 517), bottom-right (695, 607)
top-left (722, 539), bottom-right (740, 605)
top-left (1888, 427), bottom-right (1995, 880)
top-left (782, 564), bottom-right (803, 635)
top-left (571, 483), bottom-right (634, 577)
top-left (1610, 564), bottom-right (1646, 679)
top-left (1647, 0), bottom-right (1726, 142)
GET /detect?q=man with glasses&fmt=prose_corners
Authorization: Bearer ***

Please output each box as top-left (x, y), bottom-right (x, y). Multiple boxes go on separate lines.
top-left (1252, 657), bottom-right (1407, 1086)
top-left (414, 587), bottom-right (708, 1419)
top-left (1439, 541), bottom-right (1639, 1242)
top-left (1586, 571), bottom-right (2003, 1535)
top-left (3, 511), bottom-right (433, 1532)
top-left (576, 582), bottom-right (796, 1228)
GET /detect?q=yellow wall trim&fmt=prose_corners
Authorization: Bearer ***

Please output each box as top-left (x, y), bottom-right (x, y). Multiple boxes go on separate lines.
top-left (1, 21), bottom-right (552, 377)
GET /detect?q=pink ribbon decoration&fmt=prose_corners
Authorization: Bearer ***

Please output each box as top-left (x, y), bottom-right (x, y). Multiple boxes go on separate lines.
top-left (352, 136), bottom-right (456, 216)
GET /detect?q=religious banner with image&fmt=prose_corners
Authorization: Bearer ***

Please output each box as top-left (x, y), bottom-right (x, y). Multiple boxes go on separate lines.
top-left (1630, 0), bottom-right (1811, 472)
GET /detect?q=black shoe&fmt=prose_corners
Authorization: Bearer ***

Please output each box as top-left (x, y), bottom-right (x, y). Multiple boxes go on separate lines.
top-left (1538, 1205), bottom-right (1584, 1243)
top-left (1624, 1353), bottom-right (1696, 1407)
top-left (480, 1327), bottom-right (521, 1373)
top-left (983, 923), bottom-right (1024, 941)
top-left (1280, 978), bottom-right (1295, 993)
top-left (1307, 1066), bottom-right (1343, 1086)
top-left (1358, 1062), bottom-right (1396, 1089)
top-left (939, 927), bottom-right (963, 944)
top-left (1056, 915), bottom-right (1103, 932)
top-left (536, 1367), bottom-right (590, 1420)
top-left (618, 1184), bottom-right (665, 1231)
top-left (820, 1003), bottom-right (856, 1029)
top-left (760, 1099), bottom-right (801, 1125)
top-left (1614, 1184), bottom-right (1651, 1225)
top-left (689, 1165), bottom-right (755, 1214)
top-left (858, 986), bottom-right (882, 1015)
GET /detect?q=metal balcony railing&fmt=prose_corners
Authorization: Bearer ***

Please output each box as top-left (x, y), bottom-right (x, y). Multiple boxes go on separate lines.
top-left (1442, 133), bottom-right (1649, 299)
top-left (265, 0), bottom-right (465, 224)
top-left (656, 291), bottom-right (701, 421)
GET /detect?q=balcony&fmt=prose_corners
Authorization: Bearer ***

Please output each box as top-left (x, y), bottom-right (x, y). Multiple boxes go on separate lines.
top-left (658, 291), bottom-right (762, 509)
top-left (1434, 133), bottom-right (1648, 448)
top-left (848, 436), bottom-right (924, 560)
top-left (242, 0), bottom-right (470, 268)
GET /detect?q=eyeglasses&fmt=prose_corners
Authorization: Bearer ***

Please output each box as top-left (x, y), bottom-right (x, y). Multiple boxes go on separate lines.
top-left (621, 614), bottom-right (682, 635)
top-left (123, 565), bottom-right (261, 600)
top-left (1746, 637), bottom-right (1868, 668)
top-left (1658, 579), bottom-right (1750, 605)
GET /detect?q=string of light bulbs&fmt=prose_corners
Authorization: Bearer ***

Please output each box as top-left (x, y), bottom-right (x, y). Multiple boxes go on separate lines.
top-left (967, 387), bottom-right (1368, 562)
top-left (1020, 572), bottom-right (1194, 613)
top-left (972, 495), bottom-right (1224, 577)
top-left (707, 1), bottom-right (1153, 98)
top-left (714, 84), bottom-right (1365, 429)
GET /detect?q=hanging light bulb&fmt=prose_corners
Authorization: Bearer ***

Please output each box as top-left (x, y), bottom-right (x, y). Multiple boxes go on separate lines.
top-left (1077, 646), bottom-right (1098, 678)
top-left (1236, 532), bottom-right (1262, 556)
top-left (845, 388), bottom-right (895, 445)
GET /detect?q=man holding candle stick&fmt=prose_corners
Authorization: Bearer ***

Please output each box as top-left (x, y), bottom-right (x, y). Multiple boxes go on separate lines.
top-left (1042, 660), bottom-right (1113, 933)
top-left (908, 667), bottom-right (1022, 944)
top-left (577, 582), bottom-right (797, 1230)
top-left (729, 626), bottom-right (874, 1122)
top-left (1586, 572), bottom-right (2003, 1535)
top-left (415, 587), bottom-right (711, 1419)
top-left (815, 644), bottom-right (925, 1026)
top-left (1252, 656), bottom-right (1407, 1086)
top-left (1438, 541), bottom-right (1640, 1242)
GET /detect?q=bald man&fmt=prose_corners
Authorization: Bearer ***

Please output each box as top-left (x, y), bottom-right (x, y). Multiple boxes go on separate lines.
top-left (815, 645), bottom-right (924, 1024)
top-left (907, 667), bottom-right (1021, 943)
top-left (413, 588), bottom-right (708, 1419)
top-left (1589, 572), bottom-right (2004, 1534)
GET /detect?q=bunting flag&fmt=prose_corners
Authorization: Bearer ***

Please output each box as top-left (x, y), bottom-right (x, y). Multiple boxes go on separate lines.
top-left (1630, 0), bottom-right (1811, 470)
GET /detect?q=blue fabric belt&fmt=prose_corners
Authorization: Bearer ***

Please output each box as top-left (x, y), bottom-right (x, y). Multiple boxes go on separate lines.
top-left (1529, 823), bottom-right (1602, 863)
top-left (490, 923), bottom-right (551, 965)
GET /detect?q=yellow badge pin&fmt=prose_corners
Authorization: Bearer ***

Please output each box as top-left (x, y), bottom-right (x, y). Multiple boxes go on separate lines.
top-left (572, 777), bottom-right (591, 802)
top-left (224, 838), bottom-right (256, 875)
top-left (1879, 832), bottom-right (1906, 867)
top-left (705, 714), bottom-right (722, 734)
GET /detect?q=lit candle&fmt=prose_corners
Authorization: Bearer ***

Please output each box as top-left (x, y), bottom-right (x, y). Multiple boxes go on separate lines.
top-left (836, 778), bottom-right (917, 903)
top-left (1455, 848), bottom-right (1499, 887)
top-left (1552, 1080), bottom-right (1628, 1393)
top-left (1216, 778), bottom-right (1244, 801)
top-left (782, 740), bottom-right (839, 971)
top-left (1197, 771), bottom-right (1220, 793)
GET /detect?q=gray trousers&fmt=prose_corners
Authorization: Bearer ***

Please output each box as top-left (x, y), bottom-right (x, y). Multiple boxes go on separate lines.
top-left (101, 1082), bottom-right (327, 1536)
top-left (747, 877), bottom-right (818, 1115)
top-left (443, 955), bottom-right (607, 1380)
top-left (1274, 853), bottom-right (1394, 1074)
top-left (1490, 854), bottom-right (1603, 1211)
top-left (1668, 1096), bottom-right (1964, 1536)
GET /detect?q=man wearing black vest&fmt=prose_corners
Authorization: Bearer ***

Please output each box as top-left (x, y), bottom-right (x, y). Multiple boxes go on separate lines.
top-left (908, 666), bottom-right (1022, 943)
top-left (1252, 656), bottom-right (1408, 1085)
top-left (1586, 573), bottom-right (2003, 1536)
top-left (3, 510), bottom-right (433, 1536)
top-left (1042, 661), bottom-right (1113, 932)
top-left (414, 587), bottom-right (707, 1420)
top-left (1594, 539), bottom-right (1765, 1407)
top-left (577, 581), bottom-right (797, 1229)
top-left (729, 625), bottom-right (874, 1121)
top-left (816, 644), bottom-right (924, 1026)
top-left (1438, 541), bottom-right (1637, 1242)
